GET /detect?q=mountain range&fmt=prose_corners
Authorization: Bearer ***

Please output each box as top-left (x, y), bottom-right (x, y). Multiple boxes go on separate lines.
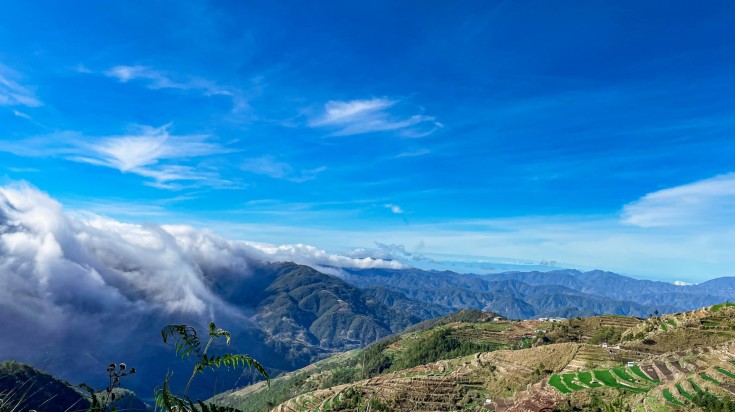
top-left (5, 258), bottom-right (734, 402)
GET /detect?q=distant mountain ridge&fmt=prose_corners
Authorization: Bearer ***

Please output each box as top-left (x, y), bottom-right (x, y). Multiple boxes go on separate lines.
top-left (338, 268), bottom-right (733, 319)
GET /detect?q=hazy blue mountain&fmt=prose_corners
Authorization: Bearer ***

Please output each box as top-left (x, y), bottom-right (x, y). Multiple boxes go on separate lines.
top-left (339, 268), bottom-right (724, 319)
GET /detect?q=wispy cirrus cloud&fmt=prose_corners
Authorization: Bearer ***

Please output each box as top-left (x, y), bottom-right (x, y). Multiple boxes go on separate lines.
top-left (0, 64), bottom-right (42, 108)
top-left (12, 109), bottom-right (32, 120)
top-left (0, 124), bottom-right (233, 190)
top-left (396, 148), bottom-right (430, 158)
top-left (103, 65), bottom-right (247, 111)
top-left (70, 124), bottom-right (233, 189)
top-left (309, 98), bottom-right (442, 137)
top-left (242, 155), bottom-right (326, 183)
top-left (383, 203), bottom-right (404, 214)
top-left (622, 173), bottom-right (735, 228)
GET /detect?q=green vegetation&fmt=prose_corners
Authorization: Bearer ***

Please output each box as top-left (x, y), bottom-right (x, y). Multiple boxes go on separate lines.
top-left (662, 389), bottom-right (685, 406)
top-left (711, 302), bottom-right (735, 312)
top-left (389, 328), bottom-right (503, 371)
top-left (329, 388), bottom-right (390, 411)
top-left (716, 367), bottom-right (735, 380)
top-left (700, 373), bottom-right (721, 384)
top-left (320, 367), bottom-right (359, 389)
top-left (660, 323), bottom-right (669, 332)
top-left (577, 371), bottom-right (602, 388)
top-left (156, 322), bottom-right (268, 411)
top-left (611, 367), bottom-right (638, 384)
top-left (592, 370), bottom-right (646, 392)
top-left (675, 383), bottom-right (695, 401)
top-left (667, 319), bottom-right (677, 328)
top-left (687, 378), bottom-right (704, 394)
top-left (561, 373), bottom-right (586, 391)
top-left (631, 365), bottom-right (658, 382)
top-left (589, 326), bottom-right (623, 345)
top-left (550, 366), bottom-right (656, 396)
top-left (401, 309), bottom-right (500, 334)
top-left (79, 363), bottom-right (137, 412)
top-left (358, 336), bottom-right (397, 377)
top-left (352, 326), bottom-right (504, 378)
top-left (549, 374), bottom-right (571, 393)
top-left (690, 391), bottom-right (735, 411)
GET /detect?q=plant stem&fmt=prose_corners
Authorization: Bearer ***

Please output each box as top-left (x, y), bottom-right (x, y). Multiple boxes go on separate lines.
top-left (183, 335), bottom-right (215, 399)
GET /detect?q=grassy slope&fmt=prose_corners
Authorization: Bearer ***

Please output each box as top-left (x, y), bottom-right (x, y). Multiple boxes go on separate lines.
top-left (212, 303), bottom-right (735, 412)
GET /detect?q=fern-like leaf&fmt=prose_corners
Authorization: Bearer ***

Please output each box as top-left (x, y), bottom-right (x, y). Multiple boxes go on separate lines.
top-left (202, 354), bottom-right (270, 384)
top-left (154, 372), bottom-right (188, 411)
top-left (207, 322), bottom-right (231, 345)
top-left (161, 324), bottom-right (201, 359)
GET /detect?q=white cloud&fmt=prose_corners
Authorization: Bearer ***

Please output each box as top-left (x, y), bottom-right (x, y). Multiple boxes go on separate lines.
top-left (396, 148), bottom-right (430, 158)
top-left (0, 183), bottom-right (405, 314)
top-left (309, 98), bottom-right (442, 137)
top-left (103, 65), bottom-right (246, 111)
top-left (384, 203), bottom-right (404, 214)
top-left (238, 241), bottom-right (407, 275)
top-left (0, 64), bottom-right (42, 107)
top-left (622, 173), bottom-right (735, 227)
top-left (12, 109), bottom-right (32, 120)
top-left (0, 183), bottom-right (407, 366)
top-left (0, 124), bottom-right (232, 190)
top-left (673, 280), bottom-right (694, 286)
top-left (242, 156), bottom-right (326, 182)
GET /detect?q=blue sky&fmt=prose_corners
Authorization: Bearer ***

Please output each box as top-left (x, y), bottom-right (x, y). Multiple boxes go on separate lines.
top-left (2, 1), bottom-right (735, 281)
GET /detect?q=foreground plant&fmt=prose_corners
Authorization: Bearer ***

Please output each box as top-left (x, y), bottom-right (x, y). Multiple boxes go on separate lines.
top-left (79, 362), bottom-right (136, 411)
top-left (155, 322), bottom-right (269, 411)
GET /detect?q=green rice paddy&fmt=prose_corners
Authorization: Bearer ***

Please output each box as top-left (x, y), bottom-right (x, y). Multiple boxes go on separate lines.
top-left (549, 374), bottom-right (570, 393)
top-left (700, 373), bottom-right (720, 384)
top-left (716, 367), bottom-right (735, 380)
top-left (675, 383), bottom-right (695, 401)
top-left (663, 389), bottom-right (685, 406)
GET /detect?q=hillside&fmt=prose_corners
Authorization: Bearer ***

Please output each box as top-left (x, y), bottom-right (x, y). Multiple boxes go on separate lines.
top-left (212, 304), bottom-right (735, 411)
top-left (0, 361), bottom-right (149, 412)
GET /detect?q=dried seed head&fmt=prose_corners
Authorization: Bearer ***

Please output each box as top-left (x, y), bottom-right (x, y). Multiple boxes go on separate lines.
top-left (129, 368), bottom-right (136, 374)
top-left (119, 363), bottom-right (126, 371)
top-left (107, 363), bottom-right (116, 371)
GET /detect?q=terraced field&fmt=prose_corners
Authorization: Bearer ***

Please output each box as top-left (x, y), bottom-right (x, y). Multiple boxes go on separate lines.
top-left (215, 305), bottom-right (735, 412)
top-left (560, 344), bottom-right (615, 373)
top-left (549, 364), bottom-right (655, 394)
top-left (549, 342), bottom-right (735, 409)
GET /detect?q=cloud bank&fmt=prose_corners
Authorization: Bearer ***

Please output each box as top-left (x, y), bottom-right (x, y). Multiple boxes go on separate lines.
top-left (0, 183), bottom-right (405, 381)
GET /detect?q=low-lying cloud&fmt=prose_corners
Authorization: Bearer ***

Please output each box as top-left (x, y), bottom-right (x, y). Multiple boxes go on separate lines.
top-left (0, 183), bottom-right (405, 385)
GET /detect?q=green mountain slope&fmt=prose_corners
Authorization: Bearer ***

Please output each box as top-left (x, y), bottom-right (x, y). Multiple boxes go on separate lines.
top-left (211, 304), bottom-right (735, 412)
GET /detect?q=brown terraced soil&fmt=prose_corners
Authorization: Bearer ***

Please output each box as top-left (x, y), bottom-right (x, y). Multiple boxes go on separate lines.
top-left (654, 361), bottom-right (673, 380)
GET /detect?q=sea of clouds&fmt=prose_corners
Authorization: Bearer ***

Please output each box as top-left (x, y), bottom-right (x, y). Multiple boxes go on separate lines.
top-left (0, 182), bottom-right (404, 393)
